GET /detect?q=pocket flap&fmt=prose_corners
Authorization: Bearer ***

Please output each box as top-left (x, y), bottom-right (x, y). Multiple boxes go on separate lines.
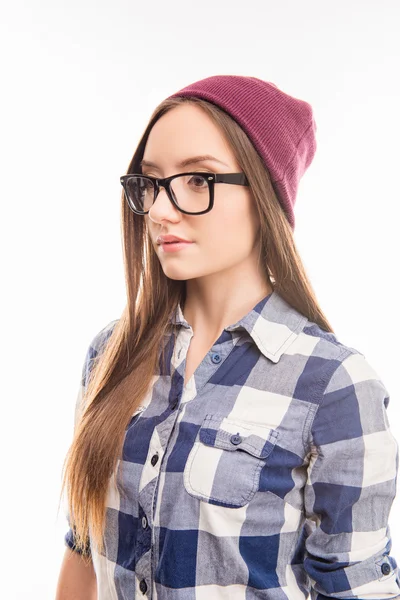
top-left (199, 413), bottom-right (279, 459)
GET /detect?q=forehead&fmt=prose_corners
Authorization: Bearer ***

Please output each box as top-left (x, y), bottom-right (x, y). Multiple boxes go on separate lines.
top-left (142, 103), bottom-right (239, 171)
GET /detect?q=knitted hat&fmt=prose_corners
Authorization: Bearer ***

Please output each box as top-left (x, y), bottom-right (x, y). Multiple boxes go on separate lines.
top-left (167, 75), bottom-right (317, 231)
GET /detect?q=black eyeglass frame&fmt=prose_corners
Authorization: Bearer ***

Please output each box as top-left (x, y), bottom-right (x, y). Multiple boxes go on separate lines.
top-left (120, 171), bottom-right (250, 216)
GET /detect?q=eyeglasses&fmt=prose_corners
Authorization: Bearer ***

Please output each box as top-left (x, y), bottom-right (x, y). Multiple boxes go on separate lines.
top-left (120, 171), bottom-right (250, 216)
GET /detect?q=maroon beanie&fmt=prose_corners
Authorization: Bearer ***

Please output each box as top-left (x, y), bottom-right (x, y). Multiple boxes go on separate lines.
top-left (167, 75), bottom-right (317, 231)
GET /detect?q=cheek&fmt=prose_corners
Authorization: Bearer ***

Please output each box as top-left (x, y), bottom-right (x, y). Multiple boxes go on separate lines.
top-left (209, 197), bottom-right (258, 245)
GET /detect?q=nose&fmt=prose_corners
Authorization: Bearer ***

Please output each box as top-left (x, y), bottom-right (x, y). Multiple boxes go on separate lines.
top-left (148, 184), bottom-right (180, 222)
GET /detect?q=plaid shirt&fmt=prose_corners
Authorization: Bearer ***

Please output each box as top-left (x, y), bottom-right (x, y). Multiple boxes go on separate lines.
top-left (65, 290), bottom-right (400, 599)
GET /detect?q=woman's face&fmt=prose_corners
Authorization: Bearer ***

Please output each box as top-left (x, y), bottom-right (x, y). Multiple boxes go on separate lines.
top-left (143, 103), bottom-right (261, 281)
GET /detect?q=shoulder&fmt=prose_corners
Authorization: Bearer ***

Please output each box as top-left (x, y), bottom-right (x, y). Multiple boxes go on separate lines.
top-left (73, 319), bottom-right (120, 428)
top-left (81, 319), bottom-right (120, 387)
top-left (301, 318), bottom-right (363, 362)
top-left (299, 316), bottom-right (375, 373)
top-left (88, 319), bottom-right (119, 357)
top-left (298, 317), bottom-right (388, 405)
top-left (300, 319), bottom-right (393, 447)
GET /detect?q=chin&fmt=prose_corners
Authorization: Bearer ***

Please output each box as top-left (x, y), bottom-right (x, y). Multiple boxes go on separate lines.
top-left (160, 266), bottom-right (198, 281)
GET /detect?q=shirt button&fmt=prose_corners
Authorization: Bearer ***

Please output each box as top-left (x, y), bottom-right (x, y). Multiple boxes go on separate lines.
top-left (139, 579), bottom-right (147, 593)
top-left (142, 516), bottom-right (147, 529)
top-left (211, 352), bottom-right (222, 363)
top-left (230, 433), bottom-right (242, 445)
top-left (151, 454), bottom-right (159, 466)
top-left (381, 562), bottom-right (391, 575)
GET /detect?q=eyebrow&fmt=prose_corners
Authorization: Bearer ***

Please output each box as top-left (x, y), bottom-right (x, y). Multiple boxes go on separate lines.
top-left (139, 154), bottom-right (230, 169)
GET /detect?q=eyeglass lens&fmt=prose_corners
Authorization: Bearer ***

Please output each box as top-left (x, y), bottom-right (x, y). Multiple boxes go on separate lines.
top-left (125, 174), bottom-right (210, 213)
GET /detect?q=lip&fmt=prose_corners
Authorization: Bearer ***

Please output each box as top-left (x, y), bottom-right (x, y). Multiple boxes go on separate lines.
top-left (157, 234), bottom-right (192, 244)
top-left (159, 240), bottom-right (193, 253)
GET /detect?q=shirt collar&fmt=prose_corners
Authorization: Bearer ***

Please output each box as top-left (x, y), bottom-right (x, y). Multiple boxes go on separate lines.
top-left (168, 289), bottom-right (308, 363)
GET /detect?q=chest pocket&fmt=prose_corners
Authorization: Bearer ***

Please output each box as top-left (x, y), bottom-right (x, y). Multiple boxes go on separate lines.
top-left (183, 413), bottom-right (279, 508)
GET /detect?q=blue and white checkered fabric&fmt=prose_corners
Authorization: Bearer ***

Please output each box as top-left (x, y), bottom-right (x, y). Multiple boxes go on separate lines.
top-left (65, 290), bottom-right (400, 599)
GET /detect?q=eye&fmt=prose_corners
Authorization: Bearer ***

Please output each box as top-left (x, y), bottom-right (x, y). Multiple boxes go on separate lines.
top-left (192, 174), bottom-right (207, 185)
top-left (187, 174), bottom-right (209, 189)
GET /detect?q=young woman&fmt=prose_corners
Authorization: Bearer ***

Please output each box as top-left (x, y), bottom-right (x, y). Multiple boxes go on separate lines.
top-left (56, 75), bottom-right (400, 600)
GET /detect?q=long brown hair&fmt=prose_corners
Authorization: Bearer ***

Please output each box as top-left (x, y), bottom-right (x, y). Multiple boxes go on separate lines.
top-left (60, 95), bottom-right (334, 559)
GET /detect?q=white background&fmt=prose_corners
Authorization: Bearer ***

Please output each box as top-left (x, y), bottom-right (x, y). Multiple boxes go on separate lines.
top-left (1, 1), bottom-right (399, 598)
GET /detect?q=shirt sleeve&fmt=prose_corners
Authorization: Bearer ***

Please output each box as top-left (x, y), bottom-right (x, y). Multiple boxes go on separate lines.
top-left (63, 319), bottom-right (119, 555)
top-left (64, 371), bottom-right (92, 554)
top-left (303, 349), bottom-right (400, 599)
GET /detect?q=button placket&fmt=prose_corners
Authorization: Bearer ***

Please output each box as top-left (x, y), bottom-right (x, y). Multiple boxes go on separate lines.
top-left (171, 396), bottom-right (179, 410)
